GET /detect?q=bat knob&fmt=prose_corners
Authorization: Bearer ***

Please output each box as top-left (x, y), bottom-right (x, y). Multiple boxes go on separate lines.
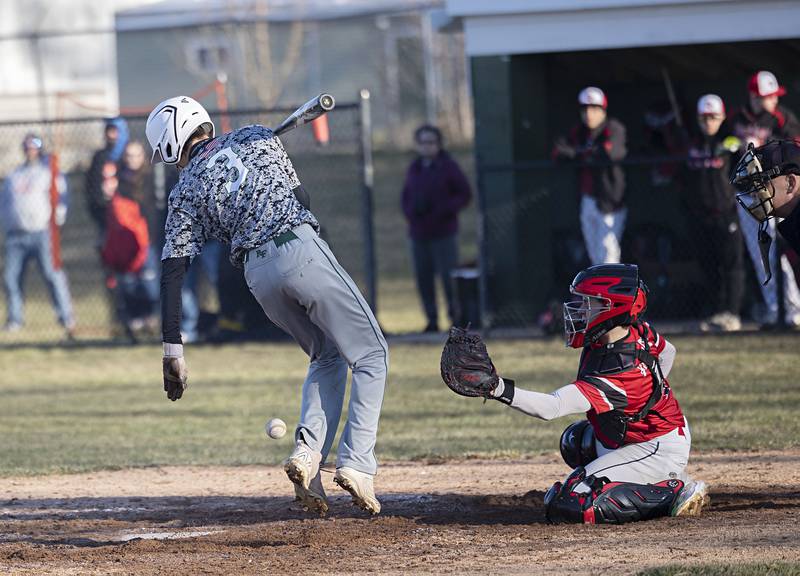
top-left (319, 94), bottom-right (335, 111)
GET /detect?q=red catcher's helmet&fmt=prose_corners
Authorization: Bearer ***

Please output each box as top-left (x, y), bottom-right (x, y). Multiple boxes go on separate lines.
top-left (563, 264), bottom-right (648, 348)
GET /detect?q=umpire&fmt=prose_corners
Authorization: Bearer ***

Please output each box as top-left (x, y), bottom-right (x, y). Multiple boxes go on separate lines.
top-left (732, 139), bottom-right (800, 276)
top-left (146, 95), bottom-right (388, 516)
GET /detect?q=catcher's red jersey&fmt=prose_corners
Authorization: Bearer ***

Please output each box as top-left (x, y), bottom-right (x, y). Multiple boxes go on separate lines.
top-left (573, 323), bottom-right (685, 446)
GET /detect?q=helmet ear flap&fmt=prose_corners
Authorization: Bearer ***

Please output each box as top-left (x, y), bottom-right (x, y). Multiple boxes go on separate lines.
top-left (631, 279), bottom-right (649, 319)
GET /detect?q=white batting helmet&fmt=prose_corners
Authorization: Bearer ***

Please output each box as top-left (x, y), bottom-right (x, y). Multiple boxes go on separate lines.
top-left (145, 95), bottom-right (215, 164)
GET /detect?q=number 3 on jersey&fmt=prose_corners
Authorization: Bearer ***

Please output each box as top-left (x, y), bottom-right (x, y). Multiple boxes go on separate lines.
top-left (206, 148), bottom-right (248, 195)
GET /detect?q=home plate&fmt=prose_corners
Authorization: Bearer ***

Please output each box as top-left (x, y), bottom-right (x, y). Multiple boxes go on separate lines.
top-left (115, 530), bottom-right (222, 542)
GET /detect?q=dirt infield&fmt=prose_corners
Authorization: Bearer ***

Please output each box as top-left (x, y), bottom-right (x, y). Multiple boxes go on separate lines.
top-left (1, 451), bottom-right (799, 575)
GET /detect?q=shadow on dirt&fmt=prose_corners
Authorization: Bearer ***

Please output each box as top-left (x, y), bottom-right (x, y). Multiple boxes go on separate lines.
top-left (1, 491), bottom-right (546, 526)
top-left (2, 486), bottom-right (798, 550)
top-left (710, 491), bottom-right (800, 512)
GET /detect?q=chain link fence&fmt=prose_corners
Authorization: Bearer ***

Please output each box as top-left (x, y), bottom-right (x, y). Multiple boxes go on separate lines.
top-left (0, 102), bottom-right (367, 345)
top-left (476, 156), bottom-right (791, 332)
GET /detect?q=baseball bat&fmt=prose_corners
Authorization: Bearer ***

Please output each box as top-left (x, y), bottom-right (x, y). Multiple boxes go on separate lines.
top-left (273, 93), bottom-right (335, 136)
top-left (660, 67), bottom-right (683, 129)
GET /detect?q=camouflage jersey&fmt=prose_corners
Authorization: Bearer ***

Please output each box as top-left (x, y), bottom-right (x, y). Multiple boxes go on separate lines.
top-left (161, 125), bottom-right (320, 268)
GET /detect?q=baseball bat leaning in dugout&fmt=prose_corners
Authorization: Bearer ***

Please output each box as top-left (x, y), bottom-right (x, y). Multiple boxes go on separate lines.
top-left (273, 93), bottom-right (335, 136)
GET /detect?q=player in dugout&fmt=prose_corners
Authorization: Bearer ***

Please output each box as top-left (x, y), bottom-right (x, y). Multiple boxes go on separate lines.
top-left (440, 264), bottom-right (709, 524)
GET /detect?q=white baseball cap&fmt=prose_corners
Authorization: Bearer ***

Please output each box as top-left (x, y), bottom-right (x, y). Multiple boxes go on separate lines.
top-left (748, 70), bottom-right (786, 98)
top-left (578, 87), bottom-right (607, 109)
top-left (697, 94), bottom-right (726, 117)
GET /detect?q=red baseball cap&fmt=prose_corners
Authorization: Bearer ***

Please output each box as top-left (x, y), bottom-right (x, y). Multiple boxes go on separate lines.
top-left (748, 71), bottom-right (787, 98)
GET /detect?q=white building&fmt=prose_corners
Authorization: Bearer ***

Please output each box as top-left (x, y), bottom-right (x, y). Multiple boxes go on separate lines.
top-left (0, 0), bottom-right (160, 121)
top-left (114, 0), bottom-right (472, 146)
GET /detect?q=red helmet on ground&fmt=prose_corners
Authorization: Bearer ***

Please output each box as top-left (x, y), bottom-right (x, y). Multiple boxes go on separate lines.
top-left (563, 264), bottom-right (648, 348)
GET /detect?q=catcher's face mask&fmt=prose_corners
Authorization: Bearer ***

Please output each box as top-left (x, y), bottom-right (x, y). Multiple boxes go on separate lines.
top-left (563, 293), bottom-right (611, 348)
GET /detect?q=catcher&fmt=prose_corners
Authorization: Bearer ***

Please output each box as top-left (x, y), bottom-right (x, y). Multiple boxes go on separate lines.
top-left (441, 264), bottom-right (709, 524)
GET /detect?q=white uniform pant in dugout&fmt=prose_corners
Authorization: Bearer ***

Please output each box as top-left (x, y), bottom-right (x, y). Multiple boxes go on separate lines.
top-left (580, 195), bottom-right (627, 265)
top-left (575, 419), bottom-right (691, 493)
top-left (244, 224), bottom-right (388, 475)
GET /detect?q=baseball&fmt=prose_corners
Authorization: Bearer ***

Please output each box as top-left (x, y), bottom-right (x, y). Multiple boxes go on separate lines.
top-left (266, 418), bottom-right (287, 440)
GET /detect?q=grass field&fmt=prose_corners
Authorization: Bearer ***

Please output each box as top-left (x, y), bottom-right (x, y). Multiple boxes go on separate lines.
top-left (2, 332), bottom-right (799, 477)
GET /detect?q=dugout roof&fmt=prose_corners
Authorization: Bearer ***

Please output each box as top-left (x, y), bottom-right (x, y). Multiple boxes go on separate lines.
top-left (447, 0), bottom-right (800, 56)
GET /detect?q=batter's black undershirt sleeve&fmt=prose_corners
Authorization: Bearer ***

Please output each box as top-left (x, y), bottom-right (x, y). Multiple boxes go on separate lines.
top-left (161, 256), bottom-right (190, 344)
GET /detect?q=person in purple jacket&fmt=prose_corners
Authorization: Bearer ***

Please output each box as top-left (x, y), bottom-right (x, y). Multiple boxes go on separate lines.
top-left (401, 125), bottom-right (472, 333)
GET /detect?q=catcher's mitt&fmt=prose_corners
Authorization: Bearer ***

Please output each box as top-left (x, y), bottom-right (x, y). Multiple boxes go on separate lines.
top-left (440, 327), bottom-right (499, 398)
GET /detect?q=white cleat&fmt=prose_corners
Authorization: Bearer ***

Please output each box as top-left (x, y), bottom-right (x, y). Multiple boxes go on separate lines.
top-left (334, 467), bottom-right (381, 515)
top-left (284, 441), bottom-right (328, 516)
top-left (291, 472), bottom-right (328, 516)
top-left (671, 480), bottom-right (710, 517)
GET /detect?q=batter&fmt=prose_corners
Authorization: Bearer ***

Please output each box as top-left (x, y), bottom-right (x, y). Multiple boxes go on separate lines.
top-left (146, 95), bottom-right (387, 517)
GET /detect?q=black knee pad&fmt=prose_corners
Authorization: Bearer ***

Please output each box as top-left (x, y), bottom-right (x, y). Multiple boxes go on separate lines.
top-left (545, 470), bottom-right (684, 525)
top-left (544, 467), bottom-right (593, 524)
top-left (590, 479), bottom-right (684, 524)
top-left (559, 420), bottom-right (598, 469)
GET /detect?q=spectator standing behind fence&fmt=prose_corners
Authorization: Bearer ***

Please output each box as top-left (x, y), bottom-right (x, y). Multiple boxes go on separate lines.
top-left (682, 95), bottom-right (745, 332)
top-left (401, 125), bottom-right (472, 333)
top-left (86, 117), bottom-right (129, 236)
top-left (0, 134), bottom-right (74, 338)
top-left (119, 141), bottom-right (159, 243)
top-left (115, 141), bottom-right (160, 337)
top-left (554, 87), bottom-right (628, 265)
top-left (730, 70), bottom-right (800, 327)
top-left (101, 144), bottom-right (159, 339)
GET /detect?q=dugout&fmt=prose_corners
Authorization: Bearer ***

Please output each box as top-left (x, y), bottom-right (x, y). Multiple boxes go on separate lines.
top-left (448, 0), bottom-right (800, 327)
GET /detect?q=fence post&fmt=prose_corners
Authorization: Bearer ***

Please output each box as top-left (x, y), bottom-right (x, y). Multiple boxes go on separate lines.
top-left (358, 89), bottom-right (377, 312)
top-left (476, 154), bottom-right (491, 332)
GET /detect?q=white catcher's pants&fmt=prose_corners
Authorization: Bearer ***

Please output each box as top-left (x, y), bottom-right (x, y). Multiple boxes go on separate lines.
top-left (574, 420), bottom-right (692, 493)
top-left (737, 204), bottom-right (800, 323)
top-left (580, 195), bottom-right (627, 265)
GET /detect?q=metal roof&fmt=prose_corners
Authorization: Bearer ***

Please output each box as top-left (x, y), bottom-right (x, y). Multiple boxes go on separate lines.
top-left (447, 0), bottom-right (800, 56)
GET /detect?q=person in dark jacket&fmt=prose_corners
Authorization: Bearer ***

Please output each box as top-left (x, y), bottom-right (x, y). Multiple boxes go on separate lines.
top-left (554, 87), bottom-right (628, 265)
top-left (401, 125), bottom-right (472, 333)
top-left (682, 95), bottom-right (744, 331)
top-left (732, 139), bottom-right (800, 274)
top-left (86, 117), bottom-right (129, 236)
top-left (730, 71), bottom-right (800, 326)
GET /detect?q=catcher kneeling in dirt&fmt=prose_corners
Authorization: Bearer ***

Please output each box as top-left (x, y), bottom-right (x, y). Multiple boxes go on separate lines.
top-left (441, 263), bottom-right (710, 524)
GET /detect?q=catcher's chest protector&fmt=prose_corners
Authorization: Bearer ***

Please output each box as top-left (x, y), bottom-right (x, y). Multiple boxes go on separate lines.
top-left (576, 325), bottom-right (665, 448)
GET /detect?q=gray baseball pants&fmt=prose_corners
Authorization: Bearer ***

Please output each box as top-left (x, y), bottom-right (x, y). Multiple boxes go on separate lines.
top-left (244, 224), bottom-right (388, 475)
